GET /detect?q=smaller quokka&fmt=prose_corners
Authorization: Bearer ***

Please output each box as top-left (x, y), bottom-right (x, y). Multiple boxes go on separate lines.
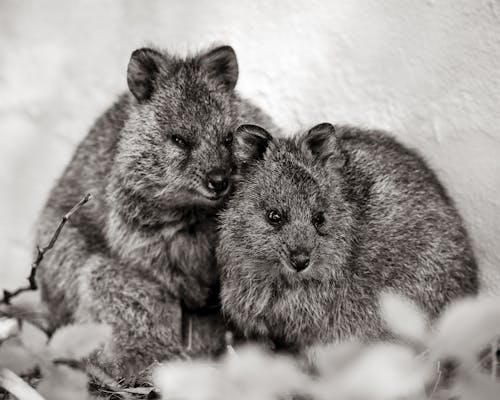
top-left (218, 123), bottom-right (478, 351)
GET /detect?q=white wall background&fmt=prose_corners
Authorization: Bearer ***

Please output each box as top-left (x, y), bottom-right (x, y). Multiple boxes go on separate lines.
top-left (1, 0), bottom-right (499, 293)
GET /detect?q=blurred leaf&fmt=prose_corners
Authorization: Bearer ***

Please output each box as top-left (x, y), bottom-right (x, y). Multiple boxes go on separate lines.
top-left (0, 340), bottom-right (38, 374)
top-left (38, 364), bottom-right (88, 400)
top-left (315, 343), bottom-right (425, 400)
top-left (154, 361), bottom-right (221, 400)
top-left (0, 318), bottom-right (18, 341)
top-left (48, 323), bottom-right (111, 360)
top-left (306, 341), bottom-right (363, 376)
top-left (379, 291), bottom-right (428, 344)
top-left (451, 370), bottom-right (500, 400)
top-left (1, 291), bottom-right (50, 333)
top-left (9, 291), bottom-right (43, 312)
top-left (222, 345), bottom-right (310, 400)
top-left (19, 321), bottom-right (49, 355)
top-left (429, 296), bottom-right (500, 366)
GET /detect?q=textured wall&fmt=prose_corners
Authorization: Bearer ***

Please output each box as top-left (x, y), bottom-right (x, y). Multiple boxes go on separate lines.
top-left (1, 0), bottom-right (499, 293)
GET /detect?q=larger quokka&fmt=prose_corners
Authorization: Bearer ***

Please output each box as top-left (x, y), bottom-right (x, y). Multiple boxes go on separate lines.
top-left (218, 123), bottom-right (478, 350)
top-left (36, 45), bottom-right (277, 380)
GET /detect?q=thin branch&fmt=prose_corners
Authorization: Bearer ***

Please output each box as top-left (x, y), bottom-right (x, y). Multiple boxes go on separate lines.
top-left (1, 193), bottom-right (92, 305)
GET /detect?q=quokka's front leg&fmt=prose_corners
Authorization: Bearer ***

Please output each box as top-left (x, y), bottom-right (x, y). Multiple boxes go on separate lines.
top-left (74, 254), bottom-right (187, 382)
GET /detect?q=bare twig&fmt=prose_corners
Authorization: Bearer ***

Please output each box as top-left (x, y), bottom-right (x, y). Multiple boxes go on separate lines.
top-left (1, 193), bottom-right (92, 305)
top-left (0, 367), bottom-right (46, 400)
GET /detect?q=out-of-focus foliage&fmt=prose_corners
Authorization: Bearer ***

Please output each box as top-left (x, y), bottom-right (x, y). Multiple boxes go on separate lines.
top-left (154, 293), bottom-right (500, 400)
top-left (0, 310), bottom-right (111, 400)
top-left (0, 292), bottom-right (499, 400)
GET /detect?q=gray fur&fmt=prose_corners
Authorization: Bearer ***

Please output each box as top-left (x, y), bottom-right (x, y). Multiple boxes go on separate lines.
top-left (218, 123), bottom-right (478, 351)
top-left (35, 45), bottom-right (277, 381)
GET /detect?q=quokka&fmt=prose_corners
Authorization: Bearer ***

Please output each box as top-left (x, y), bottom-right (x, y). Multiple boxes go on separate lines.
top-left (218, 123), bottom-right (478, 351)
top-left (36, 45), bottom-right (277, 380)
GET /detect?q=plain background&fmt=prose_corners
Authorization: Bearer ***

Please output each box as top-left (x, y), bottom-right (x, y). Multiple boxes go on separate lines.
top-left (1, 0), bottom-right (499, 294)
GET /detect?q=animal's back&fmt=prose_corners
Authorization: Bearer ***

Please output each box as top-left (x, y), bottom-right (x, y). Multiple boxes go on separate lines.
top-left (333, 126), bottom-right (478, 334)
top-left (36, 95), bottom-right (129, 329)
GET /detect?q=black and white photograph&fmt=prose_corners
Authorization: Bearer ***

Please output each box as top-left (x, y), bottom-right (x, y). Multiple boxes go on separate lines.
top-left (0, 1), bottom-right (499, 399)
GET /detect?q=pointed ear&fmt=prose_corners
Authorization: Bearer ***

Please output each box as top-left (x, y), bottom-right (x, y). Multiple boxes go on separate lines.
top-left (234, 124), bottom-right (273, 168)
top-left (301, 123), bottom-right (345, 168)
top-left (127, 48), bottom-right (166, 101)
top-left (198, 46), bottom-right (238, 91)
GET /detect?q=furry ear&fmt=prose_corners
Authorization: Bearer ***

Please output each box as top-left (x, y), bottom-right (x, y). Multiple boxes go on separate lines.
top-left (198, 46), bottom-right (238, 91)
top-left (127, 48), bottom-right (165, 101)
top-left (234, 124), bottom-right (273, 167)
top-left (302, 123), bottom-right (345, 168)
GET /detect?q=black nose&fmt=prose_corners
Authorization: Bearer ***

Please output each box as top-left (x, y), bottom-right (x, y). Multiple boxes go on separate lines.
top-left (289, 249), bottom-right (310, 272)
top-left (206, 169), bottom-right (229, 194)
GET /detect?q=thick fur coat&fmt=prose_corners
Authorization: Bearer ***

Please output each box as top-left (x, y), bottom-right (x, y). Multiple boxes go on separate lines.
top-left (218, 123), bottom-right (478, 351)
top-left (36, 45), bottom-right (277, 380)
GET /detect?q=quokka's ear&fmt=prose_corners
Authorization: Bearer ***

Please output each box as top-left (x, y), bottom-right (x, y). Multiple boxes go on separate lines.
top-left (234, 124), bottom-right (273, 167)
top-left (198, 45), bottom-right (238, 91)
top-left (127, 48), bottom-right (166, 101)
top-left (301, 123), bottom-right (345, 168)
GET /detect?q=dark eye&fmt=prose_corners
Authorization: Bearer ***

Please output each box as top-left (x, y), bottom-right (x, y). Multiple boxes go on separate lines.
top-left (171, 134), bottom-right (189, 149)
top-left (266, 209), bottom-right (283, 226)
top-left (312, 212), bottom-right (325, 228)
top-left (224, 132), bottom-right (233, 146)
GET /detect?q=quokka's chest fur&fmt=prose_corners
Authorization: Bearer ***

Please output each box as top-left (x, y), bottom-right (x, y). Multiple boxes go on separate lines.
top-left (105, 206), bottom-right (218, 288)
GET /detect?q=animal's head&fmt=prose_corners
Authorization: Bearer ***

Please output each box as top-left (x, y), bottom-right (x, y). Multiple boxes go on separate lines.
top-left (218, 123), bottom-right (356, 347)
top-left (114, 45), bottom-right (241, 221)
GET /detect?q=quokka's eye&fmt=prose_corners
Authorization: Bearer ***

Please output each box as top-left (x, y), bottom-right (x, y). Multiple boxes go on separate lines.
top-left (171, 134), bottom-right (189, 149)
top-left (224, 132), bottom-right (233, 146)
top-left (312, 212), bottom-right (325, 228)
top-left (266, 209), bottom-right (284, 226)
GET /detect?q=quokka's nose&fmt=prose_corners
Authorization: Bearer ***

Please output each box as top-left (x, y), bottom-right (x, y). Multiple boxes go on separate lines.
top-left (289, 249), bottom-right (310, 272)
top-left (206, 169), bottom-right (229, 194)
